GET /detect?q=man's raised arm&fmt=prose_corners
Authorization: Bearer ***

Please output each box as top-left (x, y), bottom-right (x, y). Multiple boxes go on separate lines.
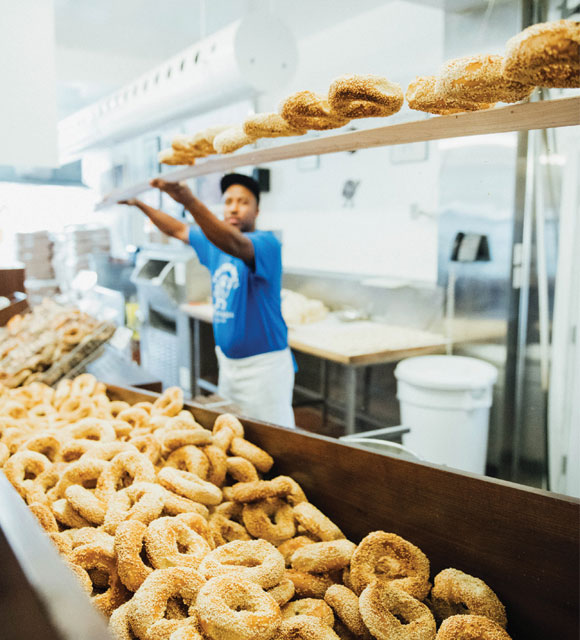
top-left (118, 197), bottom-right (189, 243)
top-left (148, 178), bottom-right (255, 264)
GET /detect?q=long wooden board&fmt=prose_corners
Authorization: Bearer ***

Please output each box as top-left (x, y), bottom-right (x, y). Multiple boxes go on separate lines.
top-left (0, 474), bottom-right (111, 640)
top-left (287, 333), bottom-right (446, 365)
top-left (104, 385), bottom-right (579, 640)
top-left (96, 96), bottom-right (580, 209)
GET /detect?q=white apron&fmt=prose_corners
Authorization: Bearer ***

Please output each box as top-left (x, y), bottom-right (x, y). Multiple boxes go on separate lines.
top-left (216, 346), bottom-right (295, 428)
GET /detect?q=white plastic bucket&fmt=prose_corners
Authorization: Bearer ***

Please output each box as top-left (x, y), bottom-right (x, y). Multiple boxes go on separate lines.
top-left (394, 355), bottom-right (498, 474)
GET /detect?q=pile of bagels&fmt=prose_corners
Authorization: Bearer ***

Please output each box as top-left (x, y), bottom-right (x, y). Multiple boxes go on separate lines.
top-left (0, 376), bottom-right (513, 640)
top-left (0, 300), bottom-right (102, 388)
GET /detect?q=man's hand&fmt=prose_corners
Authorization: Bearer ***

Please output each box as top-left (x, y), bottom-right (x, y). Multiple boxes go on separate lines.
top-left (150, 178), bottom-right (194, 206)
top-left (118, 198), bottom-right (139, 206)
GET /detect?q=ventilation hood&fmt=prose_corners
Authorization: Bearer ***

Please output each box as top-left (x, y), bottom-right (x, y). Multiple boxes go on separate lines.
top-left (59, 12), bottom-right (298, 161)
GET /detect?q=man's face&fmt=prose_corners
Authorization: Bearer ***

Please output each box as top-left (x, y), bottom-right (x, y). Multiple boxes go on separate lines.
top-left (223, 184), bottom-right (259, 232)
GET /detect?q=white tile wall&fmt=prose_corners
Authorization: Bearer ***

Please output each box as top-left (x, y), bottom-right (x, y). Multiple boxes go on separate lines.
top-left (254, 1), bottom-right (445, 282)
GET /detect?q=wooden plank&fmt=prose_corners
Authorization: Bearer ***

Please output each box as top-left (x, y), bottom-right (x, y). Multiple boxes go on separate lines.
top-left (348, 343), bottom-right (446, 365)
top-left (105, 384), bottom-right (580, 640)
top-left (0, 475), bottom-right (111, 640)
top-left (287, 334), bottom-right (446, 365)
top-left (96, 96), bottom-right (580, 209)
top-left (0, 267), bottom-right (26, 296)
top-left (0, 295), bottom-right (28, 327)
top-left (255, 429), bottom-right (580, 640)
top-left (0, 527), bottom-right (63, 640)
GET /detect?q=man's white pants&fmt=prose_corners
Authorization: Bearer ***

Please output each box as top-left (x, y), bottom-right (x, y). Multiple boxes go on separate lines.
top-left (216, 347), bottom-right (295, 428)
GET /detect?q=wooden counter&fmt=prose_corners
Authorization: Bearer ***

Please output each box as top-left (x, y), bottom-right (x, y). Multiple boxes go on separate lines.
top-left (288, 321), bottom-right (447, 365)
top-left (0, 267), bottom-right (28, 327)
top-left (180, 303), bottom-right (447, 365)
top-left (180, 304), bottom-right (507, 365)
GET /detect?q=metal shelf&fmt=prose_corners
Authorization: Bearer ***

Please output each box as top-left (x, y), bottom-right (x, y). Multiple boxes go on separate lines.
top-left (96, 96), bottom-right (580, 209)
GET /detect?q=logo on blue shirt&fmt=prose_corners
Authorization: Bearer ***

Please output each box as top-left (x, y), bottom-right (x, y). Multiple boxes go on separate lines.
top-left (212, 262), bottom-right (239, 323)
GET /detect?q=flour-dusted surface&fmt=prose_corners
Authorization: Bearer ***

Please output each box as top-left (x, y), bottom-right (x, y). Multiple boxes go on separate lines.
top-left (289, 318), bottom-right (446, 359)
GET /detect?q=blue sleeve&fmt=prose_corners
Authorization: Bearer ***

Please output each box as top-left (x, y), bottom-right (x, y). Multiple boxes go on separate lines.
top-left (248, 231), bottom-right (281, 281)
top-left (188, 227), bottom-right (211, 268)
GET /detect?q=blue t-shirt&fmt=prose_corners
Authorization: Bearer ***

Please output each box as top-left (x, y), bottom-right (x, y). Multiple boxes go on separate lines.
top-left (188, 227), bottom-right (288, 359)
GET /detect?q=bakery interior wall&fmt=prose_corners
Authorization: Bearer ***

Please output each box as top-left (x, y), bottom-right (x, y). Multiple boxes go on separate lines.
top-left (255, 0), bottom-right (444, 283)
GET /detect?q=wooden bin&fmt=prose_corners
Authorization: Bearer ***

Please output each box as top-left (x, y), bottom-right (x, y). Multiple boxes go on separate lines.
top-left (0, 293), bottom-right (28, 327)
top-left (109, 386), bottom-right (579, 639)
top-left (1, 384), bottom-right (578, 640)
top-left (0, 267), bottom-right (28, 326)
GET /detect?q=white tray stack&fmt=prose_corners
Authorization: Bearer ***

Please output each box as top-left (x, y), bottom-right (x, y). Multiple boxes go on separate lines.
top-left (15, 231), bottom-right (60, 305)
top-left (52, 225), bottom-right (111, 292)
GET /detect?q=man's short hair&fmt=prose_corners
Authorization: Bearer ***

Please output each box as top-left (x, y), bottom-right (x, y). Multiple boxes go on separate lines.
top-left (220, 173), bottom-right (260, 205)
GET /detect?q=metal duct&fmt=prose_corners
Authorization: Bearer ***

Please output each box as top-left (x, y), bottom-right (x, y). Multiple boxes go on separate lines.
top-left (58, 13), bottom-right (298, 161)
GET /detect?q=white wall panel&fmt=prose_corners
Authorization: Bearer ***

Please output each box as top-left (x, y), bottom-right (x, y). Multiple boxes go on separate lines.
top-left (255, 1), bottom-right (444, 282)
top-left (0, 0), bottom-right (58, 167)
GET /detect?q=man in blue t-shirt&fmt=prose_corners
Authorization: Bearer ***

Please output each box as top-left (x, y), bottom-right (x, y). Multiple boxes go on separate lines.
top-left (120, 173), bottom-right (295, 428)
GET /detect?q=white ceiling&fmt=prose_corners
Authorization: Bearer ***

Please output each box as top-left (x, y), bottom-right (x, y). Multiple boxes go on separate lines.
top-left (53, 0), bottom-right (504, 118)
top-left (54, 0), bottom-right (240, 117)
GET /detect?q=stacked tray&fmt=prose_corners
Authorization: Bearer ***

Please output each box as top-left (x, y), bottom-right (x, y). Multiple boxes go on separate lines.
top-left (15, 231), bottom-right (55, 281)
top-left (52, 225), bottom-right (111, 293)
